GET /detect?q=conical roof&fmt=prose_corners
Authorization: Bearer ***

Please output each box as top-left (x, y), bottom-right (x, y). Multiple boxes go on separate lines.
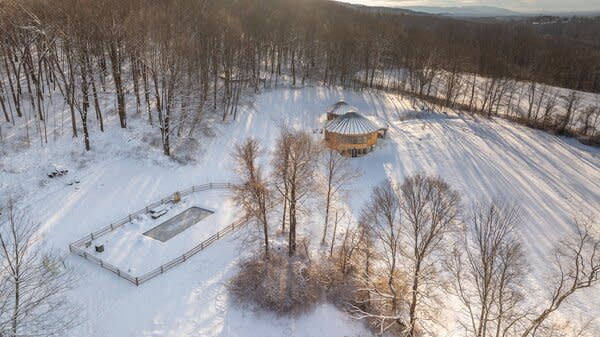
top-left (325, 111), bottom-right (379, 135)
top-left (328, 101), bottom-right (358, 115)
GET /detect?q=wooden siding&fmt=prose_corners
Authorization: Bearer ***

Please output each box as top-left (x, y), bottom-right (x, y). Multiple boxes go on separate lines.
top-left (324, 131), bottom-right (378, 156)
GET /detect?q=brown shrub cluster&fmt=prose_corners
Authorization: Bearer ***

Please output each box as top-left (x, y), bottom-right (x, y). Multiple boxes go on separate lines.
top-left (228, 248), bottom-right (322, 315)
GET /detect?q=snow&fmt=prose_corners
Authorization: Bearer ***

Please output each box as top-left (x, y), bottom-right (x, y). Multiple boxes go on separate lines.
top-left (1, 85), bottom-right (599, 336)
top-left (325, 112), bottom-right (380, 135)
top-left (359, 68), bottom-right (600, 132)
top-left (80, 190), bottom-right (234, 275)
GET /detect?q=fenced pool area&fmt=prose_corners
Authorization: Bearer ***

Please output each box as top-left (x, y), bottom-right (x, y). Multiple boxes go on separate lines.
top-left (68, 183), bottom-right (247, 286)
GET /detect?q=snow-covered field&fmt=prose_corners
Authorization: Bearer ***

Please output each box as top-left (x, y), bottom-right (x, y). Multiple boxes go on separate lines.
top-left (358, 68), bottom-right (600, 133)
top-left (1, 85), bottom-right (599, 336)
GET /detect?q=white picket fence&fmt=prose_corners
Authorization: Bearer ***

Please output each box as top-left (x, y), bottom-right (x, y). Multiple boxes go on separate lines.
top-left (68, 182), bottom-right (246, 286)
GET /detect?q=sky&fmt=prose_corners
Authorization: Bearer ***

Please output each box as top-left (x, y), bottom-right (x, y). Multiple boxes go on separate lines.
top-left (334, 0), bottom-right (600, 12)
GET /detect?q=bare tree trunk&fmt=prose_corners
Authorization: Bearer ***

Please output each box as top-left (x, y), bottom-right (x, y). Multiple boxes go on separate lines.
top-left (141, 62), bottom-right (152, 125)
top-left (109, 40), bottom-right (126, 128)
top-left (79, 50), bottom-right (91, 151)
top-left (85, 53), bottom-right (103, 132)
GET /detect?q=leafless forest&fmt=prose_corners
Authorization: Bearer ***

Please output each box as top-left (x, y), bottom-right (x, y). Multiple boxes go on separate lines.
top-left (230, 131), bottom-right (600, 336)
top-left (1, 1), bottom-right (599, 336)
top-left (1, 0), bottom-right (599, 155)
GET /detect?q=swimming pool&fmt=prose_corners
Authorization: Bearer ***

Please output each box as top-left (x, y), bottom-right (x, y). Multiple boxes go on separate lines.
top-left (143, 207), bottom-right (214, 242)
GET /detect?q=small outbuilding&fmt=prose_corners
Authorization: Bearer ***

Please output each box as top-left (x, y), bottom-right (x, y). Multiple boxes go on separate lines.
top-left (324, 102), bottom-right (384, 157)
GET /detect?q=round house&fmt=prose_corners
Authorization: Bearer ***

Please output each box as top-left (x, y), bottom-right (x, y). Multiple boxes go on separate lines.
top-left (324, 107), bottom-right (381, 157)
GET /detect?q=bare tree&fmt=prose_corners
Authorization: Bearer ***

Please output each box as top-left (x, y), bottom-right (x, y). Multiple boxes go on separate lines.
top-left (542, 89), bottom-right (559, 126)
top-left (450, 207), bottom-right (600, 337)
top-left (399, 174), bottom-right (460, 337)
top-left (532, 84), bottom-right (548, 122)
top-left (351, 179), bottom-right (405, 334)
top-left (447, 200), bottom-right (526, 337)
top-left (272, 127), bottom-right (292, 233)
top-left (231, 138), bottom-right (272, 258)
top-left (520, 218), bottom-right (600, 337)
top-left (146, 41), bottom-right (183, 157)
top-left (578, 105), bottom-right (599, 137)
top-left (526, 81), bottom-right (537, 121)
top-left (272, 130), bottom-right (319, 256)
top-left (320, 148), bottom-right (361, 245)
top-left (0, 201), bottom-right (77, 337)
top-left (558, 91), bottom-right (581, 134)
top-left (590, 103), bottom-right (600, 137)
top-left (329, 209), bottom-right (345, 257)
top-left (336, 216), bottom-right (362, 275)
top-left (350, 175), bottom-right (460, 335)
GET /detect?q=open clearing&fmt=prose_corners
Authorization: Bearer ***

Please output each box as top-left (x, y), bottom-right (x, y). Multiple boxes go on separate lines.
top-left (1, 86), bottom-right (599, 336)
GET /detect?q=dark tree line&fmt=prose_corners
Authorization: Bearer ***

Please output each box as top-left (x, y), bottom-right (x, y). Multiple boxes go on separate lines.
top-left (1, 0), bottom-right (599, 153)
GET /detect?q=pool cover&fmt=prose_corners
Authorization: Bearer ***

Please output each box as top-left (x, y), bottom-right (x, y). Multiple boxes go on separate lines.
top-left (143, 207), bottom-right (214, 242)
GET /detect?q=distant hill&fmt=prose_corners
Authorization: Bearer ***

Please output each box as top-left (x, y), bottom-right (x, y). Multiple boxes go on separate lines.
top-left (338, 2), bottom-right (600, 18)
top-left (336, 2), bottom-right (423, 15)
top-left (404, 5), bottom-right (522, 17)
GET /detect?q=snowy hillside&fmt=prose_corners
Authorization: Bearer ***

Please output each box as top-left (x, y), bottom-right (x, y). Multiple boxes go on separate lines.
top-left (1, 85), bottom-right (599, 336)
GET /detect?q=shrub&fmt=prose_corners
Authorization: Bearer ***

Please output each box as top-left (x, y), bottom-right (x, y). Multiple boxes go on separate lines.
top-left (228, 247), bottom-right (321, 315)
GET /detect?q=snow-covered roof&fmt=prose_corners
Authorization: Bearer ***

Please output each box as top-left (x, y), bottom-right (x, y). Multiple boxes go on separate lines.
top-left (328, 101), bottom-right (358, 115)
top-left (325, 112), bottom-right (379, 135)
